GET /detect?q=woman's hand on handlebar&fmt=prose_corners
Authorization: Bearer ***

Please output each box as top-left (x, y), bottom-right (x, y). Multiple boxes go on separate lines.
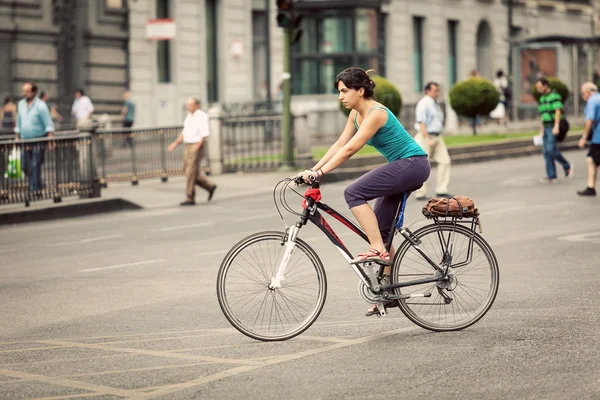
top-left (295, 169), bottom-right (319, 185)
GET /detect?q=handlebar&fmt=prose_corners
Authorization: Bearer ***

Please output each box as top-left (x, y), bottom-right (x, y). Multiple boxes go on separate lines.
top-left (293, 175), bottom-right (320, 189)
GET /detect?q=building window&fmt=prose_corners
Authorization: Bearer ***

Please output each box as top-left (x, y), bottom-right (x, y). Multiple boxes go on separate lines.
top-left (292, 8), bottom-right (385, 95)
top-left (412, 16), bottom-right (424, 92)
top-left (448, 20), bottom-right (459, 87)
top-left (156, 0), bottom-right (171, 83)
top-left (206, 0), bottom-right (218, 102)
top-left (106, 0), bottom-right (123, 9)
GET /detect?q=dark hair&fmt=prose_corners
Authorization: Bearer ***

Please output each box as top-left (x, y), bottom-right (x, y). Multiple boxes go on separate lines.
top-left (496, 69), bottom-right (504, 78)
top-left (424, 82), bottom-right (439, 92)
top-left (536, 77), bottom-right (549, 87)
top-left (334, 67), bottom-right (376, 99)
top-left (76, 88), bottom-right (85, 96)
top-left (40, 91), bottom-right (47, 99)
top-left (24, 81), bottom-right (38, 94)
top-left (3, 96), bottom-right (11, 105)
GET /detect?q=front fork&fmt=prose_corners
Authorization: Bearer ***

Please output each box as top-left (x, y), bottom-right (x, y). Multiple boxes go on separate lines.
top-left (268, 225), bottom-right (300, 289)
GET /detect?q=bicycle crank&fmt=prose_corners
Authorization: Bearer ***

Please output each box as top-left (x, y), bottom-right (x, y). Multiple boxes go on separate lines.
top-left (358, 280), bottom-right (384, 304)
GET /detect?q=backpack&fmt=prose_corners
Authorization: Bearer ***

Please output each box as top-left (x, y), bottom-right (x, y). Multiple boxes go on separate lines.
top-left (502, 85), bottom-right (512, 101)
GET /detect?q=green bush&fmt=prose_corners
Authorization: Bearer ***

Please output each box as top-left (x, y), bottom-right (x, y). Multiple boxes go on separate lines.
top-left (530, 77), bottom-right (569, 103)
top-left (339, 75), bottom-right (402, 117)
top-left (449, 77), bottom-right (500, 135)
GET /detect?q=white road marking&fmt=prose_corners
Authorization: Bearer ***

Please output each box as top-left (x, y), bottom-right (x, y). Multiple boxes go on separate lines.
top-left (499, 174), bottom-right (537, 186)
top-left (484, 206), bottom-right (525, 216)
top-left (151, 222), bottom-right (215, 232)
top-left (80, 234), bottom-right (124, 243)
top-left (79, 259), bottom-right (165, 273)
top-left (48, 234), bottom-right (124, 247)
top-left (558, 231), bottom-right (600, 244)
top-left (135, 325), bottom-right (420, 399)
top-left (192, 250), bottom-right (228, 257)
top-left (234, 213), bottom-right (275, 222)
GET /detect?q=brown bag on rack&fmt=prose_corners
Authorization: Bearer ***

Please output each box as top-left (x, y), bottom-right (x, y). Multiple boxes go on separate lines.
top-left (422, 196), bottom-right (480, 218)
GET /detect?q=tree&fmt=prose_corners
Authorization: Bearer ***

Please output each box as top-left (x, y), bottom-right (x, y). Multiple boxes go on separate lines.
top-left (530, 77), bottom-right (569, 103)
top-left (339, 75), bottom-right (403, 117)
top-left (449, 77), bottom-right (500, 135)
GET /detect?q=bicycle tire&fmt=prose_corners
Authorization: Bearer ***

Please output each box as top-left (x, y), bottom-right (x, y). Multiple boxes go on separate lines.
top-left (216, 231), bottom-right (327, 342)
top-left (391, 223), bottom-right (499, 331)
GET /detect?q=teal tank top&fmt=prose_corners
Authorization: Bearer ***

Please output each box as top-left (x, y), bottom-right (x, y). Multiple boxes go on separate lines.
top-left (354, 106), bottom-right (426, 162)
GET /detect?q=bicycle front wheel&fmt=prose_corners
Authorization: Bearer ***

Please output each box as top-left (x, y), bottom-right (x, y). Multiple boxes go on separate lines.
top-left (216, 231), bottom-right (327, 341)
top-left (392, 223), bottom-right (499, 331)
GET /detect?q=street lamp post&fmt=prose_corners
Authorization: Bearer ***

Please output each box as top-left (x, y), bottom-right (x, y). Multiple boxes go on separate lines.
top-left (52, 0), bottom-right (77, 127)
top-left (275, 0), bottom-right (303, 171)
top-left (507, 0), bottom-right (514, 78)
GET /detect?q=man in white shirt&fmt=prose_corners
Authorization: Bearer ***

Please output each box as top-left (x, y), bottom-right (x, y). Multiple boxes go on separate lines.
top-left (168, 97), bottom-right (217, 206)
top-left (71, 89), bottom-right (95, 130)
top-left (413, 82), bottom-right (451, 200)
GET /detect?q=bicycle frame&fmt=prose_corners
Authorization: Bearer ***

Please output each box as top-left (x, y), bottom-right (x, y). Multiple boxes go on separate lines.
top-left (269, 181), bottom-right (449, 293)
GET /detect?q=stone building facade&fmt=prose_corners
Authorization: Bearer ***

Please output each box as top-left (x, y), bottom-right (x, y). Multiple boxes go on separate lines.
top-left (1, 0), bottom-right (597, 129)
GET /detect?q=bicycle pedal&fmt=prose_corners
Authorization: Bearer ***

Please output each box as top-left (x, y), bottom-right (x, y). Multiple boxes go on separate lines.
top-left (387, 294), bottom-right (410, 300)
top-left (388, 293), bottom-right (432, 300)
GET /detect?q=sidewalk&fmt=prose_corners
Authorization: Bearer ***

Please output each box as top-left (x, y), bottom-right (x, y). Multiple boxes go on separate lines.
top-left (99, 170), bottom-right (296, 209)
top-left (448, 115), bottom-right (585, 135)
top-left (0, 122), bottom-right (587, 225)
top-left (0, 170), bottom-right (297, 225)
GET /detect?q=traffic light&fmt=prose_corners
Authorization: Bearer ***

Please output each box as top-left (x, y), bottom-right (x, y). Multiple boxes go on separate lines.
top-left (276, 0), bottom-right (303, 30)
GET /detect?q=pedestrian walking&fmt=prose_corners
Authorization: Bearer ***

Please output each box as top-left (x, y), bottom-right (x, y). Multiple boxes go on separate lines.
top-left (120, 91), bottom-right (135, 148)
top-left (413, 82), bottom-right (451, 200)
top-left (1, 96), bottom-right (17, 129)
top-left (577, 82), bottom-right (600, 196)
top-left (535, 77), bottom-right (573, 184)
top-left (120, 90), bottom-right (135, 129)
top-left (493, 69), bottom-right (510, 125)
top-left (14, 82), bottom-right (55, 195)
top-left (39, 91), bottom-right (63, 126)
top-left (168, 97), bottom-right (217, 206)
top-left (71, 89), bottom-right (94, 130)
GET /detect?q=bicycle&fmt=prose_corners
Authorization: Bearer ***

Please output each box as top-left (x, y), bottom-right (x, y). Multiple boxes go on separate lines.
top-left (216, 177), bottom-right (499, 342)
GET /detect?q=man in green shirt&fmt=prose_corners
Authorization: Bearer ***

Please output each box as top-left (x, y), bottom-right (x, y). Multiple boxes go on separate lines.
top-left (536, 78), bottom-right (572, 183)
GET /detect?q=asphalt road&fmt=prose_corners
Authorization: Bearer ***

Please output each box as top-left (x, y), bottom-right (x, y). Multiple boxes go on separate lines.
top-left (1, 149), bottom-right (599, 400)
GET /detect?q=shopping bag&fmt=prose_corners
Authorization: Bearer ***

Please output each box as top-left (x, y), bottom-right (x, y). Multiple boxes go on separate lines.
top-left (489, 102), bottom-right (505, 119)
top-left (5, 147), bottom-right (22, 179)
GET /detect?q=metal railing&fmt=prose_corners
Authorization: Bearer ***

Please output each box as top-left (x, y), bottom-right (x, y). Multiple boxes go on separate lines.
top-left (93, 126), bottom-right (209, 185)
top-left (221, 114), bottom-right (283, 172)
top-left (0, 134), bottom-right (99, 206)
top-left (221, 100), bottom-right (283, 117)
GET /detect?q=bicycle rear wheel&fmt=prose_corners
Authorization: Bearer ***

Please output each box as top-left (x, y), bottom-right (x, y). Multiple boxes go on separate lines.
top-left (391, 223), bottom-right (499, 331)
top-left (216, 231), bottom-right (327, 341)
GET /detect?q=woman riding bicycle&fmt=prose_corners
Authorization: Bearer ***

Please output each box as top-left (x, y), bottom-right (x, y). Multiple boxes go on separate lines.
top-left (298, 68), bottom-right (430, 312)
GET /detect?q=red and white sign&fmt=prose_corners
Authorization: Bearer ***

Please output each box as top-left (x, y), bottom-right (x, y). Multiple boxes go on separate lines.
top-left (146, 18), bottom-right (176, 40)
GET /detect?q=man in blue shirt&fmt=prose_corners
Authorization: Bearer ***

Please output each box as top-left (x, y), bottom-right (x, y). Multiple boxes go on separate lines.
top-left (14, 82), bottom-right (55, 194)
top-left (120, 91), bottom-right (135, 148)
top-left (578, 82), bottom-right (600, 196)
top-left (121, 90), bottom-right (135, 128)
